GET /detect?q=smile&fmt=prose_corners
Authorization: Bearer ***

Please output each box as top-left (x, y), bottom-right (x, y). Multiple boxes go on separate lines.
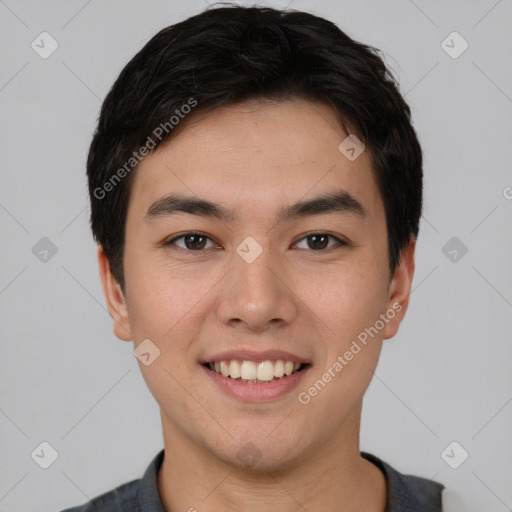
top-left (201, 360), bottom-right (311, 402)
top-left (205, 359), bottom-right (307, 383)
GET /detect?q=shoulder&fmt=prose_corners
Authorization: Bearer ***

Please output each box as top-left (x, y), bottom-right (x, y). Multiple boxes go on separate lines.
top-left (59, 450), bottom-right (165, 512)
top-left (361, 452), bottom-right (445, 512)
top-left (59, 478), bottom-right (141, 511)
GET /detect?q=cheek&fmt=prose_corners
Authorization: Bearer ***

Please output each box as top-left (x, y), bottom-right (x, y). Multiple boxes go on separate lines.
top-left (297, 261), bottom-right (388, 342)
top-left (296, 267), bottom-right (386, 420)
top-left (123, 245), bottom-right (206, 338)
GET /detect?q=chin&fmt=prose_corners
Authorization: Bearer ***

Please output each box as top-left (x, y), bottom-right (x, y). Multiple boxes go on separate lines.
top-left (208, 434), bottom-right (308, 474)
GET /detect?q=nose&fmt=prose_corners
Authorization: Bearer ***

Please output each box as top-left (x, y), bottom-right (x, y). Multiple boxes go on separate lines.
top-left (215, 241), bottom-right (299, 332)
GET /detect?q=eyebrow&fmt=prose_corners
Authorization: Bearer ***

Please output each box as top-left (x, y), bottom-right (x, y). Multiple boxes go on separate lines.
top-left (144, 189), bottom-right (367, 222)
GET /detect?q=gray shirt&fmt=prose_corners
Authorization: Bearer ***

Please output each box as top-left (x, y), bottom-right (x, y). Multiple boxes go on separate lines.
top-left (60, 450), bottom-right (444, 511)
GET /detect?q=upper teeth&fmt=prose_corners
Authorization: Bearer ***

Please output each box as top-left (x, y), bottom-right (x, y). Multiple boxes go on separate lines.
top-left (208, 360), bottom-right (303, 382)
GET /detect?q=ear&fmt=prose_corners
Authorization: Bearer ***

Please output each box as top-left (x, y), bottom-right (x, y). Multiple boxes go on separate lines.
top-left (97, 245), bottom-right (132, 341)
top-left (382, 235), bottom-right (416, 340)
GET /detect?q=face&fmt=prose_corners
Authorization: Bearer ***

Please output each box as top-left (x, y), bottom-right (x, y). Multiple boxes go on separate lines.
top-left (99, 99), bottom-right (415, 470)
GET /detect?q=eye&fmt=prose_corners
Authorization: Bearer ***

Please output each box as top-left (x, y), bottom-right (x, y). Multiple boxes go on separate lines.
top-left (164, 231), bottom-right (347, 252)
top-left (294, 232), bottom-right (347, 251)
top-left (165, 232), bottom-right (218, 251)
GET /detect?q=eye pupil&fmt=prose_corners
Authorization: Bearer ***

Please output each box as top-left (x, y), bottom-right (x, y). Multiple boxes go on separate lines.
top-left (185, 235), bottom-right (206, 250)
top-left (308, 234), bottom-right (328, 250)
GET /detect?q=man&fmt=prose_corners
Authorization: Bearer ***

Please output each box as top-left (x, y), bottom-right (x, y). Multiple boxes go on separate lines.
top-left (63, 4), bottom-right (444, 511)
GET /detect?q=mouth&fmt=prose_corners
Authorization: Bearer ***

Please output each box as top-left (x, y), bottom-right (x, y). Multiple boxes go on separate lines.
top-left (199, 349), bottom-right (312, 402)
top-left (202, 359), bottom-right (310, 383)
top-left (201, 359), bottom-right (311, 402)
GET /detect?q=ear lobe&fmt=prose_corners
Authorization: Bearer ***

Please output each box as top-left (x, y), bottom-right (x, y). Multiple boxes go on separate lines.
top-left (382, 236), bottom-right (416, 340)
top-left (97, 245), bottom-right (132, 341)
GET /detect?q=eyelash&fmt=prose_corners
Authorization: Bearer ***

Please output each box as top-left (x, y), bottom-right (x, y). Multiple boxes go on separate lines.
top-left (164, 231), bottom-right (348, 253)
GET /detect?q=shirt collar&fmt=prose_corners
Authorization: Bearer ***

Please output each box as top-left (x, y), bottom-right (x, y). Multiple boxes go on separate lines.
top-left (361, 451), bottom-right (444, 512)
top-left (137, 449), bottom-right (166, 512)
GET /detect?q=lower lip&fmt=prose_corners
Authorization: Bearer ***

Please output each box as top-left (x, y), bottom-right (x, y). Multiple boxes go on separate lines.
top-left (201, 364), bottom-right (310, 402)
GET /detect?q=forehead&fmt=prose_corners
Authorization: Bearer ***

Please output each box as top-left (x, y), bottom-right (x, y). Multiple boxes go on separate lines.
top-left (127, 99), bottom-right (383, 225)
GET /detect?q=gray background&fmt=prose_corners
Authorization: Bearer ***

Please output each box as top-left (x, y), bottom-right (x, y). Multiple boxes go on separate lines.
top-left (1, 0), bottom-right (511, 510)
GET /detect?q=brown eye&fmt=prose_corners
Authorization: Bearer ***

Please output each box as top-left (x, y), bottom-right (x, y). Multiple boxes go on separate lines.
top-left (166, 232), bottom-right (216, 251)
top-left (295, 233), bottom-right (346, 251)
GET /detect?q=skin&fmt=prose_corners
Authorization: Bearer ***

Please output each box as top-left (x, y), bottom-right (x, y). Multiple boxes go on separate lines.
top-left (98, 99), bottom-right (416, 512)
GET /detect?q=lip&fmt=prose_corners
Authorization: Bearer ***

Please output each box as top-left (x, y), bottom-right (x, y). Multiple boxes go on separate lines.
top-left (201, 362), bottom-right (311, 402)
top-left (200, 348), bottom-right (310, 364)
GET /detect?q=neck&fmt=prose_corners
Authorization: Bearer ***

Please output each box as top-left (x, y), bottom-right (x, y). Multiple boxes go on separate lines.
top-left (157, 407), bottom-right (387, 512)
